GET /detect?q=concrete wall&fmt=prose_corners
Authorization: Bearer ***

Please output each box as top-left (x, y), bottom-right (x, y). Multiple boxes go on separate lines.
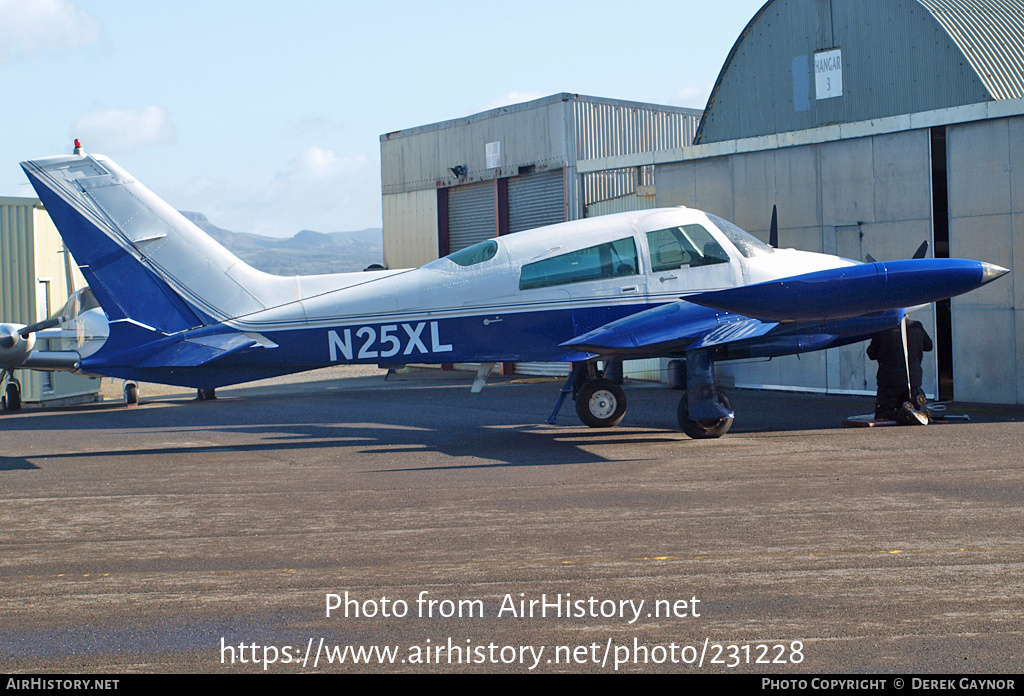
top-left (946, 115), bottom-right (1023, 404)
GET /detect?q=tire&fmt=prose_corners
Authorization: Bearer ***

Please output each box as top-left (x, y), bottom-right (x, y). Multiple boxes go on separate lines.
top-left (677, 389), bottom-right (733, 439)
top-left (123, 382), bottom-right (139, 407)
top-left (575, 378), bottom-right (627, 428)
top-left (198, 388), bottom-right (217, 400)
top-left (4, 383), bottom-right (21, 411)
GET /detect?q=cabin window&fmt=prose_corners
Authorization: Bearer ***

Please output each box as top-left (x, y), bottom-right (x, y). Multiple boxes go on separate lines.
top-left (519, 237), bottom-right (638, 290)
top-left (445, 239), bottom-right (498, 267)
top-left (646, 225), bottom-right (730, 272)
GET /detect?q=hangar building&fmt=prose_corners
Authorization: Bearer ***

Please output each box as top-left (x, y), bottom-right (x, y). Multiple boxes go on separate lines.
top-left (381, 0), bottom-right (1024, 405)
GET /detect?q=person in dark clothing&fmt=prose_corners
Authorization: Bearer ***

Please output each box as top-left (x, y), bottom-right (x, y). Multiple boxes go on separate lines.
top-left (866, 319), bottom-right (933, 422)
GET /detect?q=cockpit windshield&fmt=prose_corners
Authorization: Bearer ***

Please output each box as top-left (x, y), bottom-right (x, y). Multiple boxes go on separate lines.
top-left (706, 213), bottom-right (775, 258)
top-left (426, 239), bottom-right (499, 269)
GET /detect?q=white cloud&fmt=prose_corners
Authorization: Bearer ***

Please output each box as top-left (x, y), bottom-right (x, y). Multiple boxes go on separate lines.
top-left (0, 0), bottom-right (101, 65)
top-left (71, 106), bottom-right (177, 155)
top-left (274, 146), bottom-right (348, 182)
top-left (173, 147), bottom-right (380, 237)
top-left (669, 83), bottom-right (716, 109)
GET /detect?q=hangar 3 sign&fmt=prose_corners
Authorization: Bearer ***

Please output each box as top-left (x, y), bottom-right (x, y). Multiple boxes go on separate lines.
top-left (815, 48), bottom-right (843, 99)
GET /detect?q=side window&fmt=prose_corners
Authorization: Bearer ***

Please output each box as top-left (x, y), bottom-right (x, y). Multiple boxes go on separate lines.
top-left (520, 237), bottom-right (638, 290)
top-left (647, 225), bottom-right (730, 272)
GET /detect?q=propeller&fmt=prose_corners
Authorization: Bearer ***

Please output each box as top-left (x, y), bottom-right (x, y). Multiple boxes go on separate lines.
top-left (864, 239), bottom-right (928, 264)
top-left (898, 314), bottom-right (928, 425)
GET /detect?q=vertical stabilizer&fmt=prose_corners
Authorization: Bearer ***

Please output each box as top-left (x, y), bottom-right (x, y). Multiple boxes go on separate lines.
top-left (21, 154), bottom-right (283, 334)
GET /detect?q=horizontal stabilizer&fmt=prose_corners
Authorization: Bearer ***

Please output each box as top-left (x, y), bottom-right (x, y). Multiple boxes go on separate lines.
top-left (137, 332), bottom-right (264, 368)
top-left (686, 259), bottom-right (1008, 322)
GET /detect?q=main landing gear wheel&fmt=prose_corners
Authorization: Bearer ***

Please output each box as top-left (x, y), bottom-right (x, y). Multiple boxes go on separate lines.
top-left (576, 378), bottom-right (627, 428)
top-left (197, 388), bottom-right (217, 400)
top-left (4, 381), bottom-right (22, 411)
top-left (677, 390), bottom-right (733, 439)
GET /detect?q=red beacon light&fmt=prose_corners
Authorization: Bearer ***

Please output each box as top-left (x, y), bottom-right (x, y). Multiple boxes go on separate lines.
top-left (73, 139), bottom-right (83, 155)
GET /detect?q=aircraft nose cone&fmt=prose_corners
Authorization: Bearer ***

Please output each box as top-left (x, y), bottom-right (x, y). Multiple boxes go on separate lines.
top-left (981, 262), bottom-right (1010, 284)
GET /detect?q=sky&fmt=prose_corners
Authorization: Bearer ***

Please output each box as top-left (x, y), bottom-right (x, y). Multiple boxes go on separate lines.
top-left (1, 0), bottom-right (767, 237)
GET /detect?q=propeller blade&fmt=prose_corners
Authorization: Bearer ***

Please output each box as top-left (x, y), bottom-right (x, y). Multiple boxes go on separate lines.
top-left (769, 205), bottom-right (779, 248)
top-left (865, 253), bottom-right (878, 263)
top-left (900, 315), bottom-right (912, 398)
top-left (912, 240), bottom-right (929, 259)
top-left (18, 316), bottom-right (61, 338)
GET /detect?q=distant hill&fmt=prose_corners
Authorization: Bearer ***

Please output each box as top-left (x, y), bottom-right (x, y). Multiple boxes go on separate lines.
top-left (180, 211), bottom-right (384, 276)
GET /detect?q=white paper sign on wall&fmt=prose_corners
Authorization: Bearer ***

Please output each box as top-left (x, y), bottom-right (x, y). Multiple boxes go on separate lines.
top-left (815, 49), bottom-right (843, 100)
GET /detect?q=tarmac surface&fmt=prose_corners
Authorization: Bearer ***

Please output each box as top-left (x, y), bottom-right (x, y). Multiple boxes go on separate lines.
top-left (1, 366), bottom-right (1022, 674)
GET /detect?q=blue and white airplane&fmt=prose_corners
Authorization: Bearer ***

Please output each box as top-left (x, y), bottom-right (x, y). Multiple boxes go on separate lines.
top-left (1, 147), bottom-right (1008, 437)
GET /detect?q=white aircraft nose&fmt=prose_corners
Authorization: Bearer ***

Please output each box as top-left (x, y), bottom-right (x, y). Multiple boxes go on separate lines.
top-left (981, 263), bottom-right (1010, 283)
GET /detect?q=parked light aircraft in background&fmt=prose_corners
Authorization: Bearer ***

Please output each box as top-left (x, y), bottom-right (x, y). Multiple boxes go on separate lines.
top-left (1, 147), bottom-right (1008, 437)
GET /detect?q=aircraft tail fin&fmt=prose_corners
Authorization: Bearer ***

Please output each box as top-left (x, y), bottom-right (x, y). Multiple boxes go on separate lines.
top-left (21, 154), bottom-right (283, 335)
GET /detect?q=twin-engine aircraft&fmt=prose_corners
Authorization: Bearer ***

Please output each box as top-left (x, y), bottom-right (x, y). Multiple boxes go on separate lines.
top-left (1, 148), bottom-right (1008, 437)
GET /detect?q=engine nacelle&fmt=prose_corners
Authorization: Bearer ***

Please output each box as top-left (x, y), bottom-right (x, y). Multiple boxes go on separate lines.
top-left (0, 323), bottom-right (36, 367)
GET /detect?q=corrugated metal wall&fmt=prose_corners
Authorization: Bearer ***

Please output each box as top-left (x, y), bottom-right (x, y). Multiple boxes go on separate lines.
top-left (573, 100), bottom-right (700, 161)
top-left (0, 199), bottom-right (35, 327)
top-left (380, 95), bottom-right (572, 197)
top-left (382, 189), bottom-right (439, 269)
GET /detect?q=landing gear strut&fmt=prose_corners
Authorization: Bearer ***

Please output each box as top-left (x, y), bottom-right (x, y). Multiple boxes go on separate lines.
top-left (677, 348), bottom-right (734, 439)
top-left (678, 389), bottom-right (733, 439)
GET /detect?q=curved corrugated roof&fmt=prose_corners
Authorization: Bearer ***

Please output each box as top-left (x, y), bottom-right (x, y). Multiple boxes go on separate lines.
top-left (695, 0), bottom-right (1024, 144)
top-left (917, 0), bottom-right (1024, 99)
